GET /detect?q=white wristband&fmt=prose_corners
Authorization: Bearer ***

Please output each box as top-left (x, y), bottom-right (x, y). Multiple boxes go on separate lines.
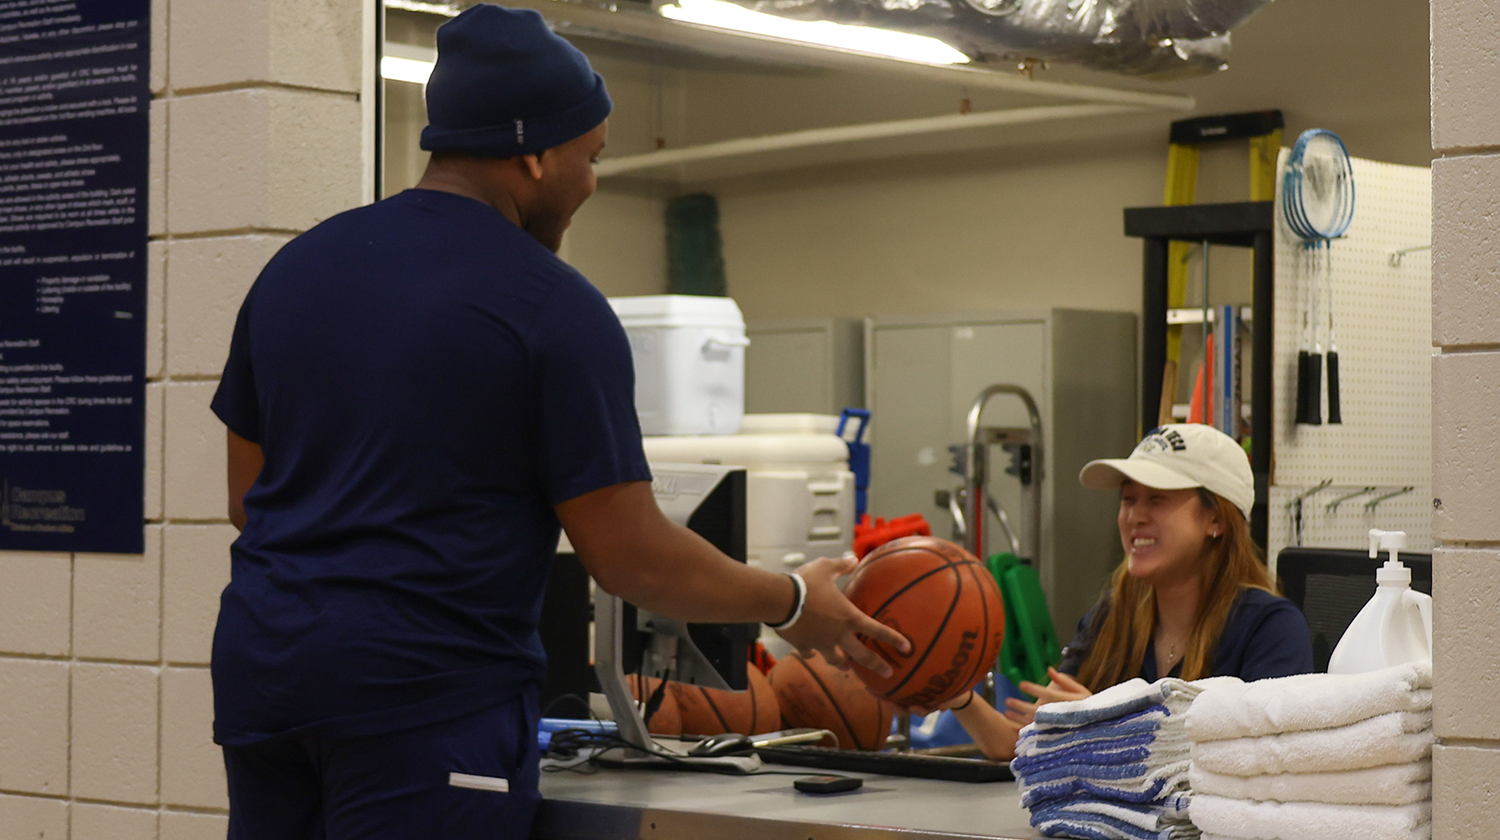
top-left (769, 573), bottom-right (807, 632)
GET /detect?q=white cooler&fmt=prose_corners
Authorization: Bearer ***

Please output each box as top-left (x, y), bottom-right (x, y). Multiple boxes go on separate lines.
top-left (608, 295), bottom-right (747, 436)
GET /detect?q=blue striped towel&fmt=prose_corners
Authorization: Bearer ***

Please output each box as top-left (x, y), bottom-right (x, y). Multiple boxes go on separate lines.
top-left (1020, 706), bottom-right (1167, 756)
top-left (1032, 796), bottom-right (1199, 840)
top-left (1018, 760), bottom-right (1192, 809)
top-left (1011, 736), bottom-right (1158, 775)
top-left (1034, 678), bottom-right (1207, 728)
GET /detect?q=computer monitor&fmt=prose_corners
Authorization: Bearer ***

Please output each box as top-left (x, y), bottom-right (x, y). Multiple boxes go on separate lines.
top-left (538, 464), bottom-right (753, 723)
top-left (1276, 546), bottom-right (1432, 673)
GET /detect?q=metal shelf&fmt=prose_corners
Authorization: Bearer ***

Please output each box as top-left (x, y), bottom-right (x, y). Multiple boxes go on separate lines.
top-left (1125, 201), bottom-right (1274, 548)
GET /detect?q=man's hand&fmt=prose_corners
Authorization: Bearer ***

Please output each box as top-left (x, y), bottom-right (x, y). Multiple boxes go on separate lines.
top-left (1003, 667), bottom-right (1092, 726)
top-left (774, 555), bottom-right (911, 678)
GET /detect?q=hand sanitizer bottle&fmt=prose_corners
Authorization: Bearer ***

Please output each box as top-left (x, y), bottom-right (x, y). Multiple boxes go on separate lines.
top-left (1327, 530), bottom-right (1433, 674)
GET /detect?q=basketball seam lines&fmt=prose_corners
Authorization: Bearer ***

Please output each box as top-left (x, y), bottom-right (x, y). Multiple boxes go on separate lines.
top-left (696, 690), bottom-right (732, 735)
top-left (879, 563), bottom-right (964, 698)
top-left (859, 543), bottom-right (964, 577)
top-left (960, 562), bottom-right (994, 695)
top-left (791, 654), bottom-right (868, 751)
top-left (863, 551), bottom-right (970, 617)
top-left (859, 556), bottom-right (970, 673)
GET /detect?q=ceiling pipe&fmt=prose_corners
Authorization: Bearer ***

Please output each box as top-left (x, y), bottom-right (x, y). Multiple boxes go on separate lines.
top-left (594, 102), bottom-right (1149, 178)
top-left (498, 0), bottom-right (1195, 111)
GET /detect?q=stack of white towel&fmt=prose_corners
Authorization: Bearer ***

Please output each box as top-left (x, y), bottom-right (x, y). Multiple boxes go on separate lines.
top-left (1011, 677), bottom-right (1221, 840)
top-left (1184, 662), bottom-right (1434, 840)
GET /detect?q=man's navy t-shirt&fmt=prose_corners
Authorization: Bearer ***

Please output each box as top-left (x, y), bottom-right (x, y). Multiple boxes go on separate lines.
top-left (1057, 587), bottom-right (1315, 683)
top-left (209, 189), bottom-right (651, 746)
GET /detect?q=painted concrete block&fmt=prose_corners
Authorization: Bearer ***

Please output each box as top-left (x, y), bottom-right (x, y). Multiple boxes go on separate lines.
top-left (146, 381), bottom-right (165, 521)
top-left (163, 381), bottom-right (227, 521)
top-left (162, 666), bottom-right (229, 809)
top-left (1432, 0), bottom-right (1500, 152)
top-left (1433, 352), bottom-right (1500, 540)
top-left (147, 240), bottom-right (166, 380)
top-left (150, 98), bottom-right (167, 238)
top-left (167, 88), bottom-right (362, 235)
top-left (163, 524), bottom-right (234, 665)
top-left (1434, 547), bottom-right (1500, 739)
top-left (0, 793), bottom-right (67, 839)
top-left (75, 525), bottom-right (162, 663)
top-left (151, 0), bottom-right (168, 95)
top-left (1433, 155), bottom-right (1500, 346)
top-left (170, 0), bottom-right (362, 94)
top-left (166, 235), bottom-right (291, 377)
top-left (0, 551), bottom-right (70, 656)
top-left (161, 810), bottom-right (231, 840)
top-left (1428, 549), bottom-right (1500, 738)
top-left (73, 802), bottom-right (158, 840)
top-left (0, 659), bottom-right (69, 795)
top-left (1434, 743), bottom-right (1500, 839)
top-left (71, 663), bottom-right (159, 804)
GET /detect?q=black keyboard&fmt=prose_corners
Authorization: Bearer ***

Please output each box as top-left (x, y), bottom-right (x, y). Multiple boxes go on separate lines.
top-left (755, 744), bottom-right (1013, 783)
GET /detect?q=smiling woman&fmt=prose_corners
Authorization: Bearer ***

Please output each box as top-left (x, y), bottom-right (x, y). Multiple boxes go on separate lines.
top-left (889, 424), bottom-right (1314, 762)
top-left (1066, 424), bottom-right (1314, 691)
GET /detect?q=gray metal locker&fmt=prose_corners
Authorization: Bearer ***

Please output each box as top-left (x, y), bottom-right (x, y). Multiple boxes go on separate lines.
top-left (744, 318), bottom-right (864, 415)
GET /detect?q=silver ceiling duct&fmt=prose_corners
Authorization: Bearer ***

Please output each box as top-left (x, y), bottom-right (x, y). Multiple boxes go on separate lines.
top-left (731, 0), bottom-right (1273, 78)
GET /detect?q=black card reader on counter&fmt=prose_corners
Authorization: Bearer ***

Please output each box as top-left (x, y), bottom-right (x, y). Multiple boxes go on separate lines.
top-left (794, 775), bottom-right (863, 794)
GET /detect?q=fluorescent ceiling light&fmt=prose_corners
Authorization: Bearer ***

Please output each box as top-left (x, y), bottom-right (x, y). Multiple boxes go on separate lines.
top-left (660, 0), bottom-right (969, 65)
top-left (384, 0), bottom-right (458, 15)
top-left (381, 42), bottom-right (438, 85)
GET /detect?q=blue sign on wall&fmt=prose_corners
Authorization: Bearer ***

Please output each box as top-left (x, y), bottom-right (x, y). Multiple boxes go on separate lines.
top-left (0, 0), bottom-right (150, 553)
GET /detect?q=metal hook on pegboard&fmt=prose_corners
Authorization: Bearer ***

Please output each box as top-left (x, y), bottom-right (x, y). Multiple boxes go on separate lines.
top-left (1363, 486), bottom-right (1415, 514)
top-left (1388, 244), bottom-right (1431, 268)
top-left (1325, 486), bottom-right (1377, 514)
top-left (1286, 479), bottom-right (1334, 546)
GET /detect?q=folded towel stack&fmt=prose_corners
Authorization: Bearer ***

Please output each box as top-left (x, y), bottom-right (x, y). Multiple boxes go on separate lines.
top-left (1012, 677), bottom-right (1222, 840)
top-left (1184, 662), bottom-right (1434, 840)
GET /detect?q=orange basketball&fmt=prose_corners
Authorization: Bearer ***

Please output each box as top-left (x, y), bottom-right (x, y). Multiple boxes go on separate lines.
top-left (627, 674), bottom-right (682, 736)
top-left (768, 650), bottom-right (892, 751)
top-left (672, 665), bottom-right (781, 737)
top-left (843, 535), bottom-right (1005, 709)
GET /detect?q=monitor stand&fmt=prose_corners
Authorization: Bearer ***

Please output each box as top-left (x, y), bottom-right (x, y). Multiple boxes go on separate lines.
top-left (591, 743), bottom-right (761, 773)
top-left (593, 583), bottom-right (762, 773)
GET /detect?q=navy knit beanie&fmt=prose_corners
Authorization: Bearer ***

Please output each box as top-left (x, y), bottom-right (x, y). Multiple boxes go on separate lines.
top-left (420, 4), bottom-right (611, 158)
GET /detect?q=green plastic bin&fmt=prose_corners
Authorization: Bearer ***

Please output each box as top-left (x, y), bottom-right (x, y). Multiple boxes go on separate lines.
top-left (989, 552), bottom-right (1062, 696)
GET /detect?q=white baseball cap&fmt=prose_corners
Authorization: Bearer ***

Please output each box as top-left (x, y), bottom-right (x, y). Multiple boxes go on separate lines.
top-left (1078, 424), bottom-right (1254, 519)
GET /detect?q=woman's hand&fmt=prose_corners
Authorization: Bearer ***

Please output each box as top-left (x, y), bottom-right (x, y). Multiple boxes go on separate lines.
top-left (1004, 668), bottom-right (1092, 726)
top-left (885, 689), bottom-right (1024, 762)
top-left (882, 689), bottom-right (977, 719)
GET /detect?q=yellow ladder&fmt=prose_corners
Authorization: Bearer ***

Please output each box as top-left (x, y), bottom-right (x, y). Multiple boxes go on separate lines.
top-left (1158, 110), bottom-right (1284, 426)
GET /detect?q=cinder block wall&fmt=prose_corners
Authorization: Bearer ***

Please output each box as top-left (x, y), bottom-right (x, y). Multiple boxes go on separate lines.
top-left (1431, 1), bottom-right (1500, 836)
top-left (0, 0), bottom-right (365, 836)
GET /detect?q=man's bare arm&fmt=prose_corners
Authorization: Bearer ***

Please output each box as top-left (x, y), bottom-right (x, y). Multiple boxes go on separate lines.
top-left (226, 429), bottom-right (264, 532)
top-left (556, 481), bottom-right (909, 673)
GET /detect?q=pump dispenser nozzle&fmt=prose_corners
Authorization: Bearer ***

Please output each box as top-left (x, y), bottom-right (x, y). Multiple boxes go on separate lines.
top-left (1369, 529), bottom-right (1410, 585)
top-left (1330, 528), bottom-right (1430, 673)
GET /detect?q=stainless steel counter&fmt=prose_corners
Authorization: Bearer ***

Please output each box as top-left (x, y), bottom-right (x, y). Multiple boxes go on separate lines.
top-left (535, 764), bottom-right (1040, 840)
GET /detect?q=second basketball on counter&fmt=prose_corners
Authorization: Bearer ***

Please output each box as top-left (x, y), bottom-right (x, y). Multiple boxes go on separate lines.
top-left (843, 536), bottom-right (1006, 709)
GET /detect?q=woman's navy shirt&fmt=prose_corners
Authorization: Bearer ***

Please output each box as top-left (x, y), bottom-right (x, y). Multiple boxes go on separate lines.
top-left (210, 190), bottom-right (651, 745)
top-left (1057, 587), bottom-right (1315, 683)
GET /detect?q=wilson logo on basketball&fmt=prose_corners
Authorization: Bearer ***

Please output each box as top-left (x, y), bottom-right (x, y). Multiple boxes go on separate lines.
top-left (896, 630), bottom-right (979, 708)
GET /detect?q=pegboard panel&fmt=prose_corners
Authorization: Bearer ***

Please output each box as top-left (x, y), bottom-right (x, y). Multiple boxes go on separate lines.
top-left (1267, 485), bottom-right (1434, 577)
top-left (1268, 151), bottom-right (1432, 562)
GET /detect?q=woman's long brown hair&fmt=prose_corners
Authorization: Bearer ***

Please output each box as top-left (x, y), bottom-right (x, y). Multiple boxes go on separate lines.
top-left (1074, 489), bottom-right (1275, 692)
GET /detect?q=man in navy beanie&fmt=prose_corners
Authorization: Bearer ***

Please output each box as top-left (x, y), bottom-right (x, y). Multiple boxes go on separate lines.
top-left (210, 5), bottom-right (907, 839)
